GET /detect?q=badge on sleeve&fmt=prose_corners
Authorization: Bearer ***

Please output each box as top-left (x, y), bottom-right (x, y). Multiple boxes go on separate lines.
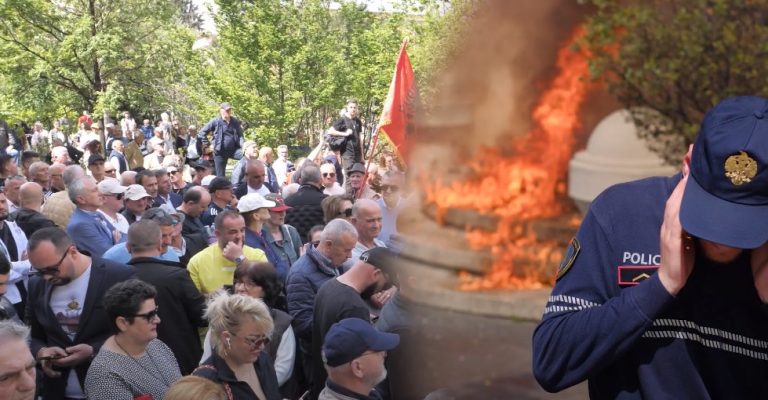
top-left (556, 237), bottom-right (580, 281)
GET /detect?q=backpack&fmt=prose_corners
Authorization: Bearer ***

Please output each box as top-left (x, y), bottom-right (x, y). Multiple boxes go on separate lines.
top-left (323, 129), bottom-right (346, 151)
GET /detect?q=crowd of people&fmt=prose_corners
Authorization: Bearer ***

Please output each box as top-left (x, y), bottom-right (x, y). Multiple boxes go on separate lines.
top-left (0, 100), bottom-right (413, 400)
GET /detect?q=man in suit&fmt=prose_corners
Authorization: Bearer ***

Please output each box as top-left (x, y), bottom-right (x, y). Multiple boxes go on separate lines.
top-left (151, 168), bottom-right (182, 209)
top-left (126, 219), bottom-right (206, 375)
top-left (66, 176), bottom-right (122, 256)
top-left (26, 227), bottom-right (135, 400)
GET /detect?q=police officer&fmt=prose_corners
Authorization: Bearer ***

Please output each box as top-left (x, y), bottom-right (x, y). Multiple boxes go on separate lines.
top-left (533, 96), bottom-right (768, 398)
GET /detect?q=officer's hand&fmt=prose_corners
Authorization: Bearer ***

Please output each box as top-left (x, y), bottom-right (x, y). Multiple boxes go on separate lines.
top-left (658, 174), bottom-right (695, 296)
top-left (751, 242), bottom-right (768, 303)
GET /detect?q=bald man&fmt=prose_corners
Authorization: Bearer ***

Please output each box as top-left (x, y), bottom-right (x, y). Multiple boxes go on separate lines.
top-left (9, 182), bottom-right (56, 238)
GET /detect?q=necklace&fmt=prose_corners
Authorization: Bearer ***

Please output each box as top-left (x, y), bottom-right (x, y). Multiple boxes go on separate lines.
top-left (113, 336), bottom-right (172, 388)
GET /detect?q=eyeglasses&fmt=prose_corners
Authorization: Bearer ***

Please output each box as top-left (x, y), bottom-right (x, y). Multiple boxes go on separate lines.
top-left (322, 172), bottom-right (336, 178)
top-left (169, 170), bottom-right (179, 175)
top-left (340, 208), bottom-right (353, 218)
top-left (131, 307), bottom-right (160, 322)
top-left (234, 280), bottom-right (259, 290)
top-left (33, 246), bottom-right (72, 276)
top-left (105, 193), bottom-right (124, 200)
top-left (233, 333), bottom-right (271, 349)
top-left (381, 185), bottom-right (400, 193)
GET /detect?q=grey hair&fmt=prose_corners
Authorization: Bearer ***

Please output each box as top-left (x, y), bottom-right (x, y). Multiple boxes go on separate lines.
top-left (63, 165), bottom-right (85, 187)
top-left (68, 176), bottom-right (93, 204)
top-left (28, 161), bottom-right (50, 177)
top-left (300, 164), bottom-right (321, 185)
top-left (6, 175), bottom-right (27, 184)
top-left (0, 320), bottom-right (30, 343)
top-left (127, 220), bottom-right (162, 254)
top-left (319, 218), bottom-right (358, 243)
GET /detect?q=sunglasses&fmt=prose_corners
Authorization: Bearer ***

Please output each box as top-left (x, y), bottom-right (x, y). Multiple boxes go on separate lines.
top-left (322, 172), bottom-right (336, 178)
top-left (235, 333), bottom-right (271, 349)
top-left (33, 246), bottom-right (72, 276)
top-left (106, 193), bottom-right (124, 200)
top-left (169, 170), bottom-right (179, 175)
top-left (340, 208), bottom-right (353, 218)
top-left (131, 307), bottom-right (160, 322)
top-left (105, 169), bottom-right (116, 174)
top-left (381, 184), bottom-right (400, 193)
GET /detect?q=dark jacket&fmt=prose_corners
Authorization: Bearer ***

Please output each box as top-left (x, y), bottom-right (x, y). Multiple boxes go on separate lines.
top-left (197, 116), bottom-right (244, 156)
top-left (194, 352), bottom-right (281, 400)
top-left (26, 257), bottom-right (136, 400)
top-left (181, 211), bottom-right (209, 259)
top-left (109, 149), bottom-right (128, 173)
top-left (152, 192), bottom-right (183, 209)
top-left (9, 208), bottom-right (57, 238)
top-left (286, 245), bottom-right (344, 351)
top-left (128, 257), bottom-right (207, 375)
top-left (284, 184), bottom-right (327, 243)
top-left (121, 209), bottom-right (138, 225)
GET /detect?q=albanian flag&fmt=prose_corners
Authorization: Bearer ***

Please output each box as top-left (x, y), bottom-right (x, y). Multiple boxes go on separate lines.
top-left (376, 40), bottom-right (419, 161)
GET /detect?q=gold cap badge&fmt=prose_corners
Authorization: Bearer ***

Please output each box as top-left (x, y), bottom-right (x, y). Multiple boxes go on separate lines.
top-left (724, 151), bottom-right (757, 186)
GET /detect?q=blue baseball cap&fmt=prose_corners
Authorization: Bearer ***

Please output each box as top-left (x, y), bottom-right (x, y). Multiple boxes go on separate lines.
top-left (681, 96), bottom-right (768, 249)
top-left (322, 318), bottom-right (399, 367)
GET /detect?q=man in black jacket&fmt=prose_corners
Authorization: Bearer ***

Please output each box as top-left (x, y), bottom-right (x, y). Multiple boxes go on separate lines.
top-left (177, 186), bottom-right (212, 260)
top-left (26, 227), bottom-right (136, 400)
top-left (284, 164), bottom-right (327, 243)
top-left (127, 219), bottom-right (207, 375)
top-left (10, 182), bottom-right (56, 238)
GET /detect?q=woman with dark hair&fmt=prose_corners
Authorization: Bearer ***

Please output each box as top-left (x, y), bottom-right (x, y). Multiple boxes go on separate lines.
top-left (320, 195), bottom-right (353, 224)
top-left (0, 153), bottom-right (18, 187)
top-left (201, 262), bottom-right (296, 398)
top-left (85, 279), bottom-right (181, 400)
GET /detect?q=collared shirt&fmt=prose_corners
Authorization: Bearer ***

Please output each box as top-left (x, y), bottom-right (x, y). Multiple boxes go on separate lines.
top-left (323, 183), bottom-right (346, 196)
top-left (188, 244), bottom-right (266, 294)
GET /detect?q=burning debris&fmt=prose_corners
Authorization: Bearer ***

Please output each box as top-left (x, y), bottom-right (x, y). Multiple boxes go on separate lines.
top-left (423, 27), bottom-right (593, 290)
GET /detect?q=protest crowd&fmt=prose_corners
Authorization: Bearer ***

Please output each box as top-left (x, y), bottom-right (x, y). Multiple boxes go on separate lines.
top-left (0, 100), bottom-right (412, 400)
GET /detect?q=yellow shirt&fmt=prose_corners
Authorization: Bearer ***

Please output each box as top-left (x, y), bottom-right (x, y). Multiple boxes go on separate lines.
top-left (188, 244), bottom-right (266, 294)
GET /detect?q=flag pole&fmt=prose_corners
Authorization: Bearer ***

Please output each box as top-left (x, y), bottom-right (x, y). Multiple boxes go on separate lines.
top-left (357, 39), bottom-right (409, 199)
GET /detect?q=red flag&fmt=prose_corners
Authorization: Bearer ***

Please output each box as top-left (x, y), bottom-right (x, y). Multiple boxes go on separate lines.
top-left (375, 40), bottom-right (418, 161)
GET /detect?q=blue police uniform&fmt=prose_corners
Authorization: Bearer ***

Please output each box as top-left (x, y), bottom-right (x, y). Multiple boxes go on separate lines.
top-left (533, 174), bottom-right (768, 398)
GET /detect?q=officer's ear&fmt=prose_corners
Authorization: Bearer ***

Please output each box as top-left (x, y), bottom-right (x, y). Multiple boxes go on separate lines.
top-left (682, 144), bottom-right (693, 178)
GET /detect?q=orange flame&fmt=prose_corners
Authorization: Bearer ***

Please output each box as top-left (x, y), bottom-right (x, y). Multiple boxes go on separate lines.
top-left (424, 27), bottom-right (592, 290)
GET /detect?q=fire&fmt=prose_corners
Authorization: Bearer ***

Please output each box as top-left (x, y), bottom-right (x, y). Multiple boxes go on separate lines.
top-left (423, 27), bottom-right (593, 290)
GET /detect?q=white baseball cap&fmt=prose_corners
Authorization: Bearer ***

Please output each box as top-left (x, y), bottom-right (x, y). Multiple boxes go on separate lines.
top-left (201, 175), bottom-right (216, 187)
top-left (124, 184), bottom-right (152, 201)
top-left (97, 178), bottom-right (127, 195)
top-left (237, 193), bottom-right (276, 213)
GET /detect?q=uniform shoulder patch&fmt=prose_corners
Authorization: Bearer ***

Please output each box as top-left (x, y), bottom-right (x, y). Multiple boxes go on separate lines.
top-left (556, 237), bottom-right (580, 281)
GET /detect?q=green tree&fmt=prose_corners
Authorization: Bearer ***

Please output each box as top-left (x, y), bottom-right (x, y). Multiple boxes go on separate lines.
top-left (0, 0), bottom-right (200, 125)
top-left (580, 0), bottom-right (768, 164)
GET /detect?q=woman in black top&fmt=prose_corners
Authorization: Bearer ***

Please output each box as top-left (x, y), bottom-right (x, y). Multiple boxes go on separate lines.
top-left (194, 292), bottom-right (281, 400)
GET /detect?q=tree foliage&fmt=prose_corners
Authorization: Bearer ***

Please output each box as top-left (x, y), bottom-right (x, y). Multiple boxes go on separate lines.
top-left (0, 0), bottom-right (472, 150)
top-left (0, 0), bottom-right (200, 123)
top-left (580, 0), bottom-right (768, 164)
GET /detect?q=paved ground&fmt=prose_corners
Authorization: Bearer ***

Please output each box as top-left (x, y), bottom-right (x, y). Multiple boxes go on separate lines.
top-left (391, 302), bottom-right (587, 400)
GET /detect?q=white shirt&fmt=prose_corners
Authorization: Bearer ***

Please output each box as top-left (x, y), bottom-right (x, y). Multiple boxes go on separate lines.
top-left (98, 209), bottom-right (130, 234)
top-left (323, 182), bottom-right (346, 196)
top-left (248, 184), bottom-right (272, 197)
top-left (51, 264), bottom-right (92, 399)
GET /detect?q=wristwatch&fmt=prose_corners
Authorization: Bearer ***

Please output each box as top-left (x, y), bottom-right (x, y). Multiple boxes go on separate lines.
top-left (234, 255), bottom-right (246, 265)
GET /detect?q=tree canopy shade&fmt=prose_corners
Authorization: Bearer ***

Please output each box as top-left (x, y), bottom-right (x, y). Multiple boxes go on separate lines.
top-left (0, 0), bottom-right (200, 120)
top-left (0, 0), bottom-right (470, 152)
top-left (580, 0), bottom-right (768, 164)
